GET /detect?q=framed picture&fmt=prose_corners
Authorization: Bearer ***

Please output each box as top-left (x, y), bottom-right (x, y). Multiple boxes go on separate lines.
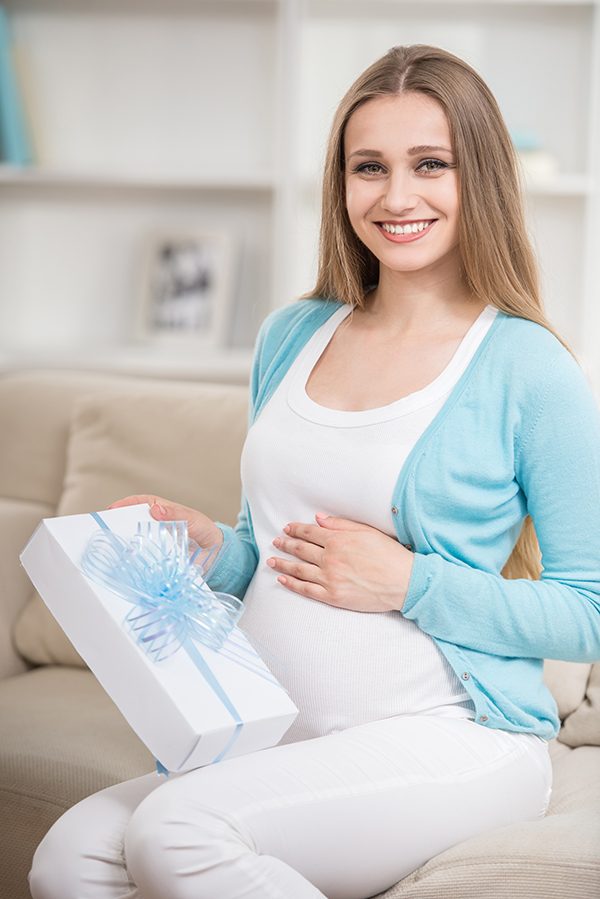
top-left (135, 228), bottom-right (234, 347)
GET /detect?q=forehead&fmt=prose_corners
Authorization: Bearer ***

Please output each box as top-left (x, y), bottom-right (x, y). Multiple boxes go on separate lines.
top-left (344, 92), bottom-right (451, 152)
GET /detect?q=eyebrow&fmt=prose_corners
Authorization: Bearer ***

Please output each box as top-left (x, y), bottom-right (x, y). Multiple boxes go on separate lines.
top-left (346, 145), bottom-right (453, 160)
top-left (408, 145), bottom-right (453, 155)
top-left (346, 150), bottom-right (385, 160)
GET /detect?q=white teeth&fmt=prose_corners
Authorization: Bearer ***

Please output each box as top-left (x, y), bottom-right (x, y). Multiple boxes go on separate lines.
top-left (381, 221), bottom-right (431, 235)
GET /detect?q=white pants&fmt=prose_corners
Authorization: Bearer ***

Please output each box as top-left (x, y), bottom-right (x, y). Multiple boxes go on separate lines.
top-left (29, 716), bottom-right (552, 899)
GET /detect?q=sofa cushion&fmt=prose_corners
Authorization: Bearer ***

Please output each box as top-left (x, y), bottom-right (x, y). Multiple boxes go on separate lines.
top-left (14, 381), bottom-right (249, 668)
top-left (0, 497), bottom-right (54, 679)
top-left (372, 740), bottom-right (600, 898)
top-left (542, 659), bottom-right (593, 720)
top-left (0, 666), bottom-right (154, 899)
top-left (374, 806), bottom-right (600, 899)
top-left (13, 594), bottom-right (85, 668)
top-left (56, 382), bottom-right (249, 523)
top-left (546, 742), bottom-right (600, 814)
top-left (558, 661), bottom-right (600, 748)
top-left (0, 371), bottom-right (137, 507)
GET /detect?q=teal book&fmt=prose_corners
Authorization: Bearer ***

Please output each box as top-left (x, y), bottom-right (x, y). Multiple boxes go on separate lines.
top-left (0, 6), bottom-right (32, 165)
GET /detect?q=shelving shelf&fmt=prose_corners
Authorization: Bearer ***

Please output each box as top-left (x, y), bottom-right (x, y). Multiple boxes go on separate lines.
top-left (0, 0), bottom-right (597, 392)
top-left (0, 345), bottom-right (255, 383)
top-left (0, 166), bottom-right (276, 194)
top-left (525, 175), bottom-right (595, 196)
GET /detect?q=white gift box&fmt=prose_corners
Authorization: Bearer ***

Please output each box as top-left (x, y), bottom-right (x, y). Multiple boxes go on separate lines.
top-left (20, 504), bottom-right (298, 772)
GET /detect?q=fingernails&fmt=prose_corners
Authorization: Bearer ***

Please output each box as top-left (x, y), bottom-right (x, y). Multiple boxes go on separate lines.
top-left (272, 537), bottom-right (281, 548)
top-left (283, 525), bottom-right (291, 535)
top-left (315, 511), bottom-right (328, 520)
top-left (266, 558), bottom-right (276, 568)
top-left (152, 503), bottom-right (167, 517)
top-left (278, 576), bottom-right (287, 585)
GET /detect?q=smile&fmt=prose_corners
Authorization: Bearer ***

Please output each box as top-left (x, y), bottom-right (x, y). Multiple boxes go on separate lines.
top-left (379, 220), bottom-right (435, 236)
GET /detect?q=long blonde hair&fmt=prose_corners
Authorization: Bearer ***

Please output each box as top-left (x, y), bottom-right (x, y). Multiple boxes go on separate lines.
top-left (308, 44), bottom-right (567, 580)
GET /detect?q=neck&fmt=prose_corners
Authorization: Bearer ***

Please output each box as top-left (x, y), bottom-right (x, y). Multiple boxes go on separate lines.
top-left (362, 257), bottom-right (484, 336)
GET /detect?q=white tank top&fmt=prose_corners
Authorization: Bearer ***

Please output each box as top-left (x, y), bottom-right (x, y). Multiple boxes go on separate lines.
top-left (240, 304), bottom-right (497, 744)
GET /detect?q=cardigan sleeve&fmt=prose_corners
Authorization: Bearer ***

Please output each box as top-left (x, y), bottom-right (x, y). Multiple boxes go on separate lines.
top-left (206, 494), bottom-right (259, 599)
top-left (203, 310), bottom-right (275, 599)
top-left (401, 349), bottom-right (600, 663)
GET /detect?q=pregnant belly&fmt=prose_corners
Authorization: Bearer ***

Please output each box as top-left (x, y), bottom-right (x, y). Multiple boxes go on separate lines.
top-left (240, 567), bottom-right (471, 744)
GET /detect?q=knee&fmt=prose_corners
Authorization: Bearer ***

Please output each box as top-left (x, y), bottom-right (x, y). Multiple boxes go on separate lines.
top-left (29, 817), bottom-right (82, 899)
top-left (125, 783), bottom-right (252, 898)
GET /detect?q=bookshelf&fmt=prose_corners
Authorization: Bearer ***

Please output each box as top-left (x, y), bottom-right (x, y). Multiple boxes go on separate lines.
top-left (0, 0), bottom-right (598, 391)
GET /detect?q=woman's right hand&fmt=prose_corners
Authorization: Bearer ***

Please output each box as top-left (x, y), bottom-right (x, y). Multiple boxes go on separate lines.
top-left (108, 495), bottom-right (224, 553)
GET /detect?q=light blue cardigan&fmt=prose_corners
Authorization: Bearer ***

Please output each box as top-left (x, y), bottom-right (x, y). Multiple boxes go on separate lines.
top-left (209, 299), bottom-right (600, 740)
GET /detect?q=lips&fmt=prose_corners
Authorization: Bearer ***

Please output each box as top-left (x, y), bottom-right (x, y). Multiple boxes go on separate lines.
top-left (377, 220), bottom-right (436, 243)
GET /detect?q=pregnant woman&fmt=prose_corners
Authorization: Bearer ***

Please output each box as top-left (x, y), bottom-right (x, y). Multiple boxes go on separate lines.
top-left (30, 44), bottom-right (600, 899)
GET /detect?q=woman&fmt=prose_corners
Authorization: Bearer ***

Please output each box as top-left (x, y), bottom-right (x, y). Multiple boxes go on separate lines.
top-left (30, 44), bottom-right (600, 899)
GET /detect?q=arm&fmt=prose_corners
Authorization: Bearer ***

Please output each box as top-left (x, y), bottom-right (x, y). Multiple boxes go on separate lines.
top-left (402, 350), bottom-right (600, 662)
top-left (208, 492), bottom-right (259, 598)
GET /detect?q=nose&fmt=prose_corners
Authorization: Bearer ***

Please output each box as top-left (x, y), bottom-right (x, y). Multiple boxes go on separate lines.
top-left (380, 170), bottom-right (418, 215)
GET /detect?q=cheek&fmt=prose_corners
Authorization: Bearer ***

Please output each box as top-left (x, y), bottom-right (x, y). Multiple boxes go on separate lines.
top-left (441, 176), bottom-right (460, 218)
top-left (345, 181), bottom-right (359, 219)
top-left (345, 180), bottom-right (377, 220)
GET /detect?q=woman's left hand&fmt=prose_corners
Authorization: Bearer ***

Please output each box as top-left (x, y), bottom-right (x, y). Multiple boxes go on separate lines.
top-left (266, 513), bottom-right (414, 613)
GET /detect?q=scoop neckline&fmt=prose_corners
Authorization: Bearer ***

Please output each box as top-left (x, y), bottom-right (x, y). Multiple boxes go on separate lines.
top-left (287, 304), bottom-right (498, 428)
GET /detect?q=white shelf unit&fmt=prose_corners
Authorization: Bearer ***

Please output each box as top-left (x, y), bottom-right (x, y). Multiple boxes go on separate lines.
top-left (0, 0), bottom-right (598, 390)
top-left (0, 0), bottom-right (282, 381)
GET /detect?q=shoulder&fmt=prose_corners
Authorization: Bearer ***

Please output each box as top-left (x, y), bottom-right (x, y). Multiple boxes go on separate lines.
top-left (492, 312), bottom-right (566, 360)
top-left (253, 297), bottom-right (344, 377)
top-left (487, 313), bottom-right (599, 443)
top-left (256, 298), bottom-right (343, 349)
top-left (486, 312), bottom-right (585, 391)
top-left (250, 297), bottom-right (344, 414)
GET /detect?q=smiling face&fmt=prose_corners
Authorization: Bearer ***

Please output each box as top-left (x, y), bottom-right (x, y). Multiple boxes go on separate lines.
top-left (344, 91), bottom-right (461, 282)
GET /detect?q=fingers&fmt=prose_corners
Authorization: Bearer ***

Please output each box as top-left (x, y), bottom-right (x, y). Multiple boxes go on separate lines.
top-left (149, 500), bottom-right (190, 521)
top-left (273, 573), bottom-right (329, 603)
top-left (108, 495), bottom-right (223, 551)
top-left (266, 553), bottom-right (322, 585)
top-left (282, 522), bottom-right (327, 546)
top-left (109, 494), bottom-right (163, 510)
top-left (315, 512), bottom-right (372, 532)
top-left (109, 495), bottom-right (190, 522)
top-left (272, 534), bottom-right (323, 565)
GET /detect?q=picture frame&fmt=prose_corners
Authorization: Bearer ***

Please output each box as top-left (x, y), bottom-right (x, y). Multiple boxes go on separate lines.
top-left (135, 228), bottom-right (234, 347)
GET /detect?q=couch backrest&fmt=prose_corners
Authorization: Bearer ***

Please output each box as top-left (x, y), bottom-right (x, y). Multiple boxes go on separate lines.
top-left (2, 371), bottom-right (599, 748)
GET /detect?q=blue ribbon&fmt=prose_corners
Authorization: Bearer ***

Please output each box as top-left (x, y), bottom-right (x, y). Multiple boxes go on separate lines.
top-left (81, 513), bottom-right (256, 770)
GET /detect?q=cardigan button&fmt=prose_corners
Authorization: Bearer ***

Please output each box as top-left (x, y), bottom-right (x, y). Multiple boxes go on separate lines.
top-left (391, 507), bottom-right (399, 515)
top-left (461, 672), bottom-right (470, 680)
top-left (480, 716), bottom-right (489, 723)
top-left (403, 544), bottom-right (413, 552)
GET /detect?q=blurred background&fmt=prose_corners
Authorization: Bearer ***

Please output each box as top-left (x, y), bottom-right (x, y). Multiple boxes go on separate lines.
top-left (0, 0), bottom-right (598, 392)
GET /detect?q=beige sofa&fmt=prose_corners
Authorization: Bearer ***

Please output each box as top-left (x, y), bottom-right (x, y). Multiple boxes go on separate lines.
top-left (1, 369), bottom-right (599, 899)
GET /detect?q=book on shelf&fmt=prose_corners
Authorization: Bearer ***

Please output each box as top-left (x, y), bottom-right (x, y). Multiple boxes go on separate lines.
top-left (0, 6), bottom-right (32, 166)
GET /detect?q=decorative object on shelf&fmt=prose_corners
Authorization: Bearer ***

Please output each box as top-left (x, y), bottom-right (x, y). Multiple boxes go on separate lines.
top-left (511, 127), bottom-right (558, 184)
top-left (135, 228), bottom-right (234, 349)
top-left (0, 5), bottom-right (32, 166)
